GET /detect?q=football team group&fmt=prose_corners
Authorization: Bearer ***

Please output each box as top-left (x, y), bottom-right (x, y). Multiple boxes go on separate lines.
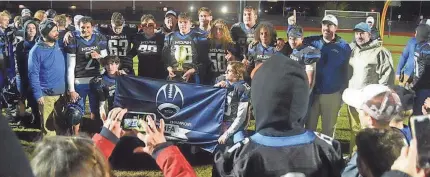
top-left (0, 4), bottom-right (429, 177)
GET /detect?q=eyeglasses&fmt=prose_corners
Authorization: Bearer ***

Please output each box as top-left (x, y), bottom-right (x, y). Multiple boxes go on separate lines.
top-left (141, 23), bottom-right (155, 28)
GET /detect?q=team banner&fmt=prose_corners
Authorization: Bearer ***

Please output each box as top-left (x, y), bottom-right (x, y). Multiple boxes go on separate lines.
top-left (114, 75), bottom-right (226, 152)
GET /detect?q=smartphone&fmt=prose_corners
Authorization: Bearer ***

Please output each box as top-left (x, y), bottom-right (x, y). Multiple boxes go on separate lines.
top-left (121, 111), bottom-right (156, 132)
top-left (411, 115), bottom-right (430, 168)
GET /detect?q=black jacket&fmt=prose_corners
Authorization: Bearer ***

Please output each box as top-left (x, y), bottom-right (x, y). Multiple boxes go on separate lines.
top-left (213, 54), bottom-right (344, 177)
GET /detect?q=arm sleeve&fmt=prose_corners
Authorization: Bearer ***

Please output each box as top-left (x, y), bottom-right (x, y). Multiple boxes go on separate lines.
top-left (377, 49), bottom-right (395, 86)
top-left (67, 53), bottom-right (76, 92)
top-left (28, 50), bottom-right (43, 100)
top-left (396, 39), bottom-right (412, 75)
top-left (224, 102), bottom-right (249, 139)
top-left (92, 127), bottom-right (120, 159)
top-left (153, 144), bottom-right (197, 177)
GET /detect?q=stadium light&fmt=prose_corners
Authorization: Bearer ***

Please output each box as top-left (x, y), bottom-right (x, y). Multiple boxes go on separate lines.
top-left (221, 6), bottom-right (228, 14)
top-left (163, 7), bottom-right (168, 12)
top-left (189, 6), bottom-right (194, 11)
top-left (19, 5), bottom-right (25, 9)
top-left (70, 5), bottom-right (77, 10)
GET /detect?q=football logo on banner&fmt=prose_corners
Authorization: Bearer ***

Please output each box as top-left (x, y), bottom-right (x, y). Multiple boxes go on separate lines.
top-left (156, 84), bottom-right (184, 119)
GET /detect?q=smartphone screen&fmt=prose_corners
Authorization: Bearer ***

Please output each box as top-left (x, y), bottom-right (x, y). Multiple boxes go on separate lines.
top-left (121, 111), bottom-right (156, 132)
top-left (411, 115), bottom-right (430, 168)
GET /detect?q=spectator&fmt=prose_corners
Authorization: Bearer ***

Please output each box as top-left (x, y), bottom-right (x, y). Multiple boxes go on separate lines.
top-left (214, 61), bottom-right (250, 144)
top-left (243, 22), bottom-right (277, 76)
top-left (390, 86), bottom-right (414, 142)
top-left (355, 128), bottom-right (406, 177)
top-left (14, 19), bottom-right (40, 125)
top-left (275, 37), bottom-right (292, 56)
top-left (53, 14), bottom-right (67, 50)
top-left (158, 10), bottom-right (178, 35)
top-left (28, 19), bottom-right (66, 136)
top-left (44, 9), bottom-right (57, 19)
top-left (341, 84), bottom-right (403, 177)
top-left (411, 24), bottom-right (430, 115)
top-left (0, 11), bottom-right (10, 91)
top-left (303, 14), bottom-right (351, 137)
top-left (366, 16), bottom-right (381, 41)
top-left (92, 108), bottom-right (197, 177)
top-left (197, 7), bottom-right (212, 35)
top-left (33, 10), bottom-right (45, 22)
top-left (231, 6), bottom-right (259, 59)
top-left (13, 15), bottom-right (21, 30)
top-left (347, 22), bottom-right (394, 152)
top-left (21, 8), bottom-right (32, 18)
top-left (395, 37), bottom-right (416, 88)
top-left (207, 19), bottom-right (237, 82)
top-left (214, 54), bottom-right (343, 177)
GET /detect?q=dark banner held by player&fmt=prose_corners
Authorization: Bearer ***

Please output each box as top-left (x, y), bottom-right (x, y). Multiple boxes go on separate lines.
top-left (114, 75), bottom-right (226, 152)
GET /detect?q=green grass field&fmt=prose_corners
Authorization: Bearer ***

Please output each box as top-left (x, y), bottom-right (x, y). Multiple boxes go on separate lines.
top-left (14, 31), bottom-right (411, 177)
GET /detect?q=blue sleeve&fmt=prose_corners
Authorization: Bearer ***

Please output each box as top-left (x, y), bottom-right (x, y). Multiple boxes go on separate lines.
top-left (403, 39), bottom-right (417, 77)
top-left (396, 39), bottom-right (413, 75)
top-left (28, 48), bottom-right (43, 100)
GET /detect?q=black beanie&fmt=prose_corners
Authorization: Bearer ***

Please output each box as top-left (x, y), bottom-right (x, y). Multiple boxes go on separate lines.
top-left (39, 19), bottom-right (57, 38)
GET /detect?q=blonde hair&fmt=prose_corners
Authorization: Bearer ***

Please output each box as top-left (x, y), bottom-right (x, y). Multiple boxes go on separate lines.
top-left (0, 10), bottom-right (10, 19)
top-left (54, 14), bottom-right (67, 27)
top-left (34, 10), bottom-right (45, 21)
top-left (31, 135), bottom-right (112, 177)
top-left (208, 19), bottom-right (234, 50)
top-left (228, 61), bottom-right (246, 80)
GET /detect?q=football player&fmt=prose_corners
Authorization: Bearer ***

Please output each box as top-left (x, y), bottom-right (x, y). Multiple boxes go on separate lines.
top-left (127, 14), bottom-right (165, 79)
top-left (96, 12), bottom-right (137, 74)
top-left (207, 19), bottom-right (237, 83)
top-left (66, 16), bottom-right (108, 120)
top-left (163, 12), bottom-right (210, 84)
top-left (243, 22), bottom-right (278, 75)
top-left (230, 6), bottom-right (259, 60)
top-left (195, 7), bottom-right (212, 36)
top-left (90, 56), bottom-right (124, 122)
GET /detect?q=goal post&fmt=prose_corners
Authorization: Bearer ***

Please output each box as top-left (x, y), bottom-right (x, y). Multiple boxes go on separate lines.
top-left (324, 10), bottom-right (380, 30)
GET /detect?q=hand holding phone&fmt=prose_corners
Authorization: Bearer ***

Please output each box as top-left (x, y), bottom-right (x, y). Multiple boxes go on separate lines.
top-left (121, 111), bottom-right (157, 132)
top-left (411, 115), bottom-right (430, 168)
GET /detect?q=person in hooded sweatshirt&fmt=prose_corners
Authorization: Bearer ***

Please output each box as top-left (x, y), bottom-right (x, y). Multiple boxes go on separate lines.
top-left (28, 19), bottom-right (66, 136)
top-left (213, 53), bottom-right (343, 177)
top-left (14, 19), bottom-right (40, 125)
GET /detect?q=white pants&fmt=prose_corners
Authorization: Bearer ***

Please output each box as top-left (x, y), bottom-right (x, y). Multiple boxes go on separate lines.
top-left (306, 91), bottom-right (342, 137)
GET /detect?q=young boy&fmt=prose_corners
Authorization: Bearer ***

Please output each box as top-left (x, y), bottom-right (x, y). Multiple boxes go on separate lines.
top-left (214, 61), bottom-right (250, 144)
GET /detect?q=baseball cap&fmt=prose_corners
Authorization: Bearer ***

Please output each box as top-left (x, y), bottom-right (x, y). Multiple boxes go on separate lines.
top-left (288, 25), bottom-right (303, 38)
top-left (165, 10), bottom-right (177, 18)
top-left (342, 84), bottom-right (402, 122)
top-left (366, 16), bottom-right (375, 24)
top-left (21, 8), bottom-right (31, 17)
top-left (322, 14), bottom-right (338, 26)
top-left (353, 22), bottom-right (371, 33)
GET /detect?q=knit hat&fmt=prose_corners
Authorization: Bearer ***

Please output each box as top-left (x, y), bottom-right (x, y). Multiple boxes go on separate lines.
top-left (39, 19), bottom-right (57, 37)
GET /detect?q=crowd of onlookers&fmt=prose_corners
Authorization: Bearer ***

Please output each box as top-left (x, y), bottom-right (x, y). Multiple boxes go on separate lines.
top-left (0, 4), bottom-right (430, 177)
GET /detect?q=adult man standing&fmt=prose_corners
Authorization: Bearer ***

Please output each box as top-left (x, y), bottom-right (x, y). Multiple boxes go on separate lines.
top-left (231, 6), bottom-right (259, 59)
top-left (158, 10), bottom-right (178, 35)
top-left (66, 16), bottom-right (107, 120)
top-left (366, 16), bottom-right (381, 41)
top-left (28, 19), bottom-right (66, 136)
top-left (301, 15), bottom-right (351, 137)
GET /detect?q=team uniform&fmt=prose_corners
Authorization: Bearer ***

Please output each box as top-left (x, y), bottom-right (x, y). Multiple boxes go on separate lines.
top-left (289, 45), bottom-right (321, 90)
top-left (162, 30), bottom-right (210, 84)
top-left (230, 22), bottom-right (257, 59)
top-left (216, 75), bottom-right (250, 144)
top-left (127, 32), bottom-right (165, 79)
top-left (412, 41), bottom-right (430, 115)
top-left (66, 33), bottom-right (107, 115)
top-left (96, 24), bottom-right (137, 74)
top-left (90, 73), bottom-right (116, 116)
top-left (246, 43), bottom-right (278, 74)
top-left (208, 39), bottom-right (237, 82)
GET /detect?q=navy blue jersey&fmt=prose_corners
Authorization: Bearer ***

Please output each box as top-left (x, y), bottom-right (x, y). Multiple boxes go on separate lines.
top-left (224, 80), bottom-right (250, 123)
top-left (96, 24), bottom-right (137, 72)
top-left (289, 45), bottom-right (321, 67)
top-left (66, 34), bottom-right (107, 78)
top-left (162, 30), bottom-right (209, 72)
top-left (128, 32), bottom-right (165, 79)
top-left (90, 74), bottom-right (116, 111)
top-left (247, 43), bottom-right (278, 73)
top-left (208, 39), bottom-right (237, 78)
top-left (230, 22), bottom-right (257, 58)
top-left (413, 42), bottom-right (430, 90)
